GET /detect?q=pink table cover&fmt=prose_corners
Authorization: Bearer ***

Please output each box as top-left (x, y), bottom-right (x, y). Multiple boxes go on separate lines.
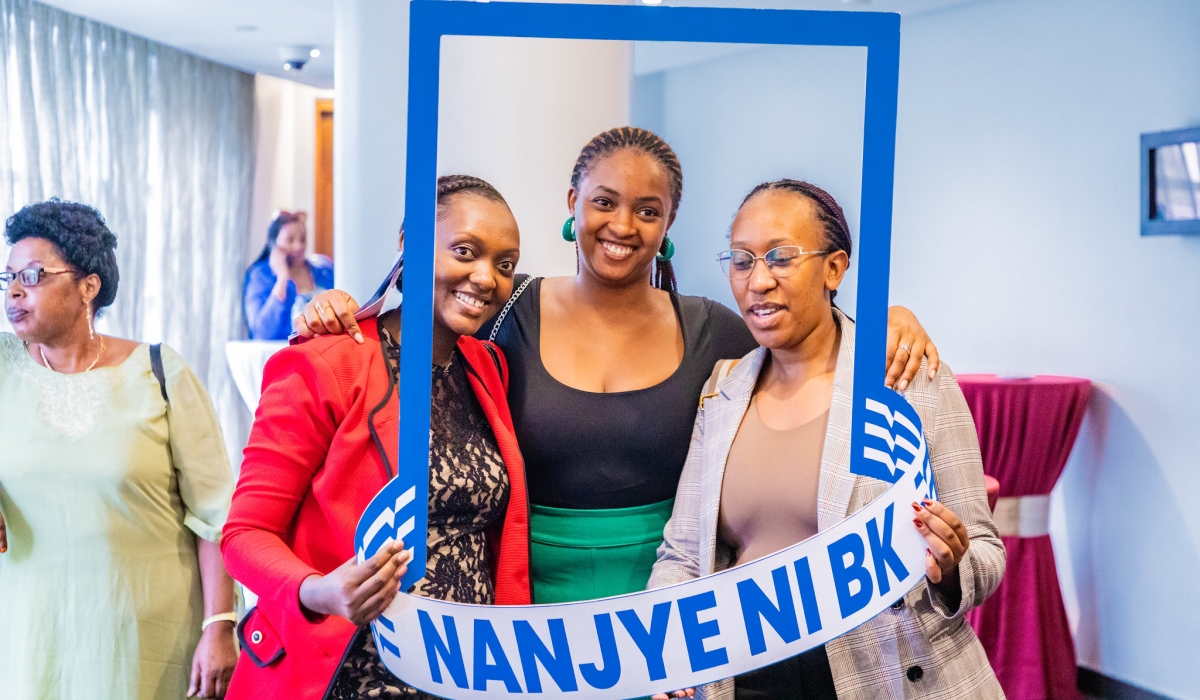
top-left (957, 375), bottom-right (1091, 700)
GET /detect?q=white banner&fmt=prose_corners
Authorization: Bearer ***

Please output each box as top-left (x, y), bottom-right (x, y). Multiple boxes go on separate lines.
top-left (356, 389), bottom-right (937, 698)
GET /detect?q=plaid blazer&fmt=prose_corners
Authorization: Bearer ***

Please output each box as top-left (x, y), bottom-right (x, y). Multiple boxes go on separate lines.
top-left (648, 311), bottom-right (1006, 699)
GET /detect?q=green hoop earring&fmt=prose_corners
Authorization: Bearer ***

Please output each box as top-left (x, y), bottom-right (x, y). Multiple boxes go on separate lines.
top-left (656, 236), bottom-right (675, 262)
top-left (562, 217), bottom-right (576, 242)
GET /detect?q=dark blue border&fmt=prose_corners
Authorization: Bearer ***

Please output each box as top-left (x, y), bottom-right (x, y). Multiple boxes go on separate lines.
top-left (400, 0), bottom-right (901, 591)
top-left (1141, 126), bottom-right (1200, 236)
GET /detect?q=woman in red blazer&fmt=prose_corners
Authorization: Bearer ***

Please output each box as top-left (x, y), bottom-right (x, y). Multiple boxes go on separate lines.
top-left (221, 176), bottom-right (529, 700)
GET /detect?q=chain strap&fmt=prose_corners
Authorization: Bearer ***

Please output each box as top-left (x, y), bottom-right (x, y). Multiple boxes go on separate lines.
top-left (488, 276), bottom-right (536, 342)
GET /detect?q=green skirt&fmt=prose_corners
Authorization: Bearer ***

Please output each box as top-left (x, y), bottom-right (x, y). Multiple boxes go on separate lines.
top-left (529, 498), bottom-right (675, 604)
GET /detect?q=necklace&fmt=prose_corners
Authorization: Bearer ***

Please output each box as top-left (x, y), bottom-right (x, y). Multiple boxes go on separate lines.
top-left (28, 336), bottom-right (105, 373)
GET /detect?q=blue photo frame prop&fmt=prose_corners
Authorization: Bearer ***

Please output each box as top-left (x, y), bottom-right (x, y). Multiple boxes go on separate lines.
top-left (396, 0), bottom-right (901, 592)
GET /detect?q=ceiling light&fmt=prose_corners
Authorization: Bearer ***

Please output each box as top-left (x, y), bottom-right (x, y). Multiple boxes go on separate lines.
top-left (310, 48), bottom-right (321, 58)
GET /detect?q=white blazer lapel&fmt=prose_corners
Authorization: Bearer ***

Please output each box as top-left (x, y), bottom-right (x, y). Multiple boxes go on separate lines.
top-left (697, 347), bottom-right (765, 574)
top-left (817, 311), bottom-right (858, 532)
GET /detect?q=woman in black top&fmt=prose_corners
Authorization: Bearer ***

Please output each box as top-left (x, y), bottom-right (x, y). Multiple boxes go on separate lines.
top-left (297, 127), bottom-right (940, 604)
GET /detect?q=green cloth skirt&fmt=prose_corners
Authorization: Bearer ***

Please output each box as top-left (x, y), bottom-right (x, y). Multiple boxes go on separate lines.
top-left (530, 498), bottom-right (676, 604)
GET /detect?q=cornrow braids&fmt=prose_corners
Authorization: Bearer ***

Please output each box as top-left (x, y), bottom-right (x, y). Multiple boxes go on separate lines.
top-left (739, 179), bottom-right (852, 301)
top-left (399, 174), bottom-right (509, 238)
top-left (436, 174), bottom-right (507, 214)
top-left (571, 127), bottom-right (683, 292)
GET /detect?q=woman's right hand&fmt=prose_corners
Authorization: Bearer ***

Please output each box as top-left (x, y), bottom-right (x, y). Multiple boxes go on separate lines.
top-left (294, 289), bottom-right (364, 344)
top-left (298, 541), bottom-right (411, 625)
top-left (268, 245), bottom-right (292, 280)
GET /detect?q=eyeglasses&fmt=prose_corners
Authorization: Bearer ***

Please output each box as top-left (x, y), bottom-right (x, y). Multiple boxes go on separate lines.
top-left (717, 246), bottom-right (831, 280)
top-left (0, 266), bottom-right (78, 291)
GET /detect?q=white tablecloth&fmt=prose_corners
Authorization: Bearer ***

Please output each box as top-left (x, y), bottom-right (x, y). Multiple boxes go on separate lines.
top-left (225, 340), bottom-right (287, 414)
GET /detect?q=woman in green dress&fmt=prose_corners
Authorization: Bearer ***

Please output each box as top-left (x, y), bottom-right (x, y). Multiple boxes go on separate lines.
top-left (0, 200), bottom-right (238, 700)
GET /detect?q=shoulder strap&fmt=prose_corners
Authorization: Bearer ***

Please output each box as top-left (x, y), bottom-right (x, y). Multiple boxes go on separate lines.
top-left (699, 358), bottom-right (740, 408)
top-left (488, 275), bottom-right (535, 343)
top-left (149, 343), bottom-right (169, 404)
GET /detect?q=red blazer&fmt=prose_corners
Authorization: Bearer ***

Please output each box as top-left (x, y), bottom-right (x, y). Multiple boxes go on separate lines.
top-left (221, 318), bottom-right (530, 700)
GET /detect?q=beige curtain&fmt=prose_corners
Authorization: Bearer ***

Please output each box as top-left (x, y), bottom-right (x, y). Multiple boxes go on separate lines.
top-left (0, 0), bottom-right (256, 459)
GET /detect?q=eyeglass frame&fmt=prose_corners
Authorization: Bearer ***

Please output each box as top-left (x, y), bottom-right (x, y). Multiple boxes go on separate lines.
top-left (716, 246), bottom-right (833, 280)
top-left (0, 266), bottom-right (80, 291)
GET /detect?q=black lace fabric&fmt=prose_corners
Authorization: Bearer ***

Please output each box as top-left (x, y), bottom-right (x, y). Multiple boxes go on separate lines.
top-left (329, 322), bottom-right (509, 699)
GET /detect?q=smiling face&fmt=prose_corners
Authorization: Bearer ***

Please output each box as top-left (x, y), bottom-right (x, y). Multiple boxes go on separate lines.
top-left (728, 190), bottom-right (848, 352)
top-left (275, 220), bottom-right (308, 263)
top-left (431, 194), bottom-right (521, 340)
top-left (569, 149), bottom-right (674, 286)
top-left (4, 237), bottom-right (97, 343)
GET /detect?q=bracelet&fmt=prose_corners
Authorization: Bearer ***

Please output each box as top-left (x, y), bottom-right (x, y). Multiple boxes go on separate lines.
top-left (201, 612), bottom-right (238, 632)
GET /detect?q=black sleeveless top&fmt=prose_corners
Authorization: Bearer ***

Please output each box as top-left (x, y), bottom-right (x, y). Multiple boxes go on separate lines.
top-left (479, 276), bottom-right (757, 509)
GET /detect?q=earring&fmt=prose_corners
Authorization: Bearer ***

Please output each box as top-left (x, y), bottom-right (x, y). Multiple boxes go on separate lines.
top-left (562, 217), bottom-right (576, 242)
top-left (86, 306), bottom-right (95, 341)
top-left (656, 236), bottom-right (675, 262)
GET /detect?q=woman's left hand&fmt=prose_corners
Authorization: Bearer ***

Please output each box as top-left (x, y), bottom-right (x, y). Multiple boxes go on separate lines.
top-left (912, 499), bottom-right (969, 585)
top-left (885, 306), bottom-right (940, 392)
top-left (188, 622), bottom-right (237, 698)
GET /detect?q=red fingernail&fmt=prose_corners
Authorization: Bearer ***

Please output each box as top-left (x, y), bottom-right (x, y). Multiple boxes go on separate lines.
top-left (911, 502), bottom-right (922, 513)
top-left (913, 518), bottom-right (923, 528)
top-left (922, 498), bottom-right (933, 506)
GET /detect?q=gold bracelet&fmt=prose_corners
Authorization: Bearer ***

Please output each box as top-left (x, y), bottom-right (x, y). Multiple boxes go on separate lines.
top-left (201, 612), bottom-right (238, 632)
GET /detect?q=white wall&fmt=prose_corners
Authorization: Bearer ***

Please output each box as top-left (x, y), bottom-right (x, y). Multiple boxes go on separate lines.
top-left (250, 74), bottom-right (334, 265)
top-left (438, 36), bottom-right (631, 279)
top-left (333, 2), bottom-right (631, 301)
top-left (893, 2), bottom-right (1200, 696)
top-left (333, 0), bottom-right (410, 303)
top-left (641, 0), bottom-right (1200, 696)
top-left (638, 44), bottom-right (868, 314)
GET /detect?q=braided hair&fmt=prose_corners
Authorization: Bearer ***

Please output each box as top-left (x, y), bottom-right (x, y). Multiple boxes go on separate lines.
top-left (398, 174), bottom-right (509, 240)
top-left (570, 127), bottom-right (683, 292)
top-left (436, 174), bottom-right (507, 213)
top-left (739, 179), bottom-right (852, 302)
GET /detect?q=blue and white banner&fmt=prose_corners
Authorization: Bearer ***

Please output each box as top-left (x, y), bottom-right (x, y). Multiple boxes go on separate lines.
top-left (355, 387), bottom-right (936, 699)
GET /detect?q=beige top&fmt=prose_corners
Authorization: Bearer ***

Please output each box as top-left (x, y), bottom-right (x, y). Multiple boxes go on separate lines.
top-left (718, 398), bottom-right (829, 567)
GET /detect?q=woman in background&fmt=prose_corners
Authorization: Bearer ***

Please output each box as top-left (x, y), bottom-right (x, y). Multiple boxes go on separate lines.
top-left (243, 211), bottom-right (333, 340)
top-left (0, 200), bottom-right (237, 700)
top-left (298, 127), bottom-right (941, 605)
top-left (650, 180), bottom-right (1003, 699)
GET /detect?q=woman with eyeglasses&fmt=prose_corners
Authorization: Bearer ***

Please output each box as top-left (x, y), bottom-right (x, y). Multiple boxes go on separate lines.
top-left (296, 127), bottom-right (942, 607)
top-left (649, 180), bottom-right (1003, 700)
top-left (0, 200), bottom-right (238, 700)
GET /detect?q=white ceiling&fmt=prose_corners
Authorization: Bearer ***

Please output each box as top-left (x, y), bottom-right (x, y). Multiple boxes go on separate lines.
top-left (39, 0), bottom-right (337, 88)
top-left (38, 0), bottom-right (984, 89)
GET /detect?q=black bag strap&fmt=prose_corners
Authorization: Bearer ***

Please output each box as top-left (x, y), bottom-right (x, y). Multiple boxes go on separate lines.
top-left (149, 343), bottom-right (169, 405)
top-left (482, 341), bottom-right (503, 378)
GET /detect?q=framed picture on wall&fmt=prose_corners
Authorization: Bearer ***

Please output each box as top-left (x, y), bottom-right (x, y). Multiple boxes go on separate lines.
top-left (1141, 126), bottom-right (1200, 236)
